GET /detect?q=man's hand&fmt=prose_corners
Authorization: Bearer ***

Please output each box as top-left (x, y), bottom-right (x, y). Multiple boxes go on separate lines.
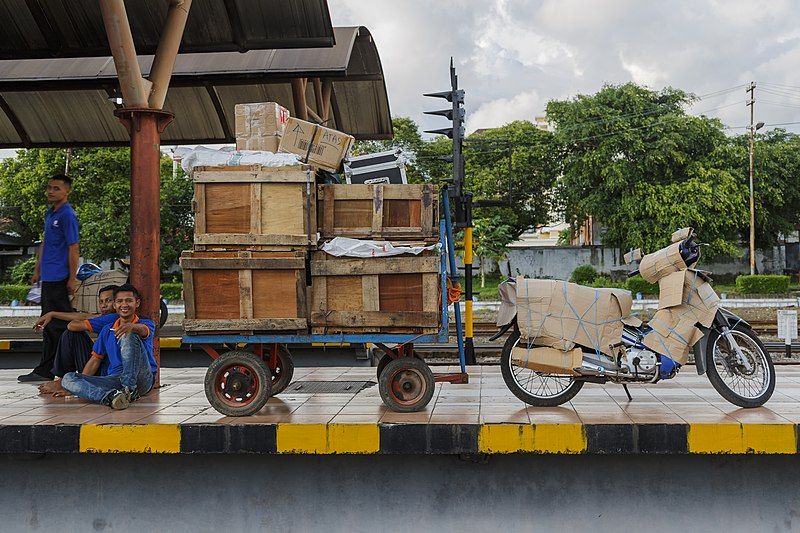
top-left (31, 272), bottom-right (40, 284)
top-left (33, 312), bottom-right (55, 332)
top-left (114, 322), bottom-right (137, 339)
top-left (67, 277), bottom-right (78, 295)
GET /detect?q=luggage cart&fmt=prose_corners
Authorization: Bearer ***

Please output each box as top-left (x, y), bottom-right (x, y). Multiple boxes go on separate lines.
top-left (182, 189), bottom-right (468, 416)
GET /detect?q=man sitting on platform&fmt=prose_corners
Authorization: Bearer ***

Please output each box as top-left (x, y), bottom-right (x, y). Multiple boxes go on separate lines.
top-left (61, 284), bottom-right (158, 410)
top-left (36, 284), bottom-right (119, 396)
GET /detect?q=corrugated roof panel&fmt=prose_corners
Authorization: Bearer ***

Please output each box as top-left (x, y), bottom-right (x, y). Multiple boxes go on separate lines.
top-left (161, 86), bottom-right (226, 142)
top-left (0, 0), bottom-right (334, 59)
top-left (334, 80), bottom-right (392, 140)
top-left (3, 90), bottom-right (125, 144)
top-left (0, 104), bottom-right (21, 144)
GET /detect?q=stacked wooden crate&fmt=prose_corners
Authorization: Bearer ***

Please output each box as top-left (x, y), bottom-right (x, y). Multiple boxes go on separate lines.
top-left (310, 183), bottom-right (441, 334)
top-left (181, 163), bottom-right (315, 334)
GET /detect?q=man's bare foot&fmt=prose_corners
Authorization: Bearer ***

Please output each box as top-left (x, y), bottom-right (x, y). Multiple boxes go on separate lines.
top-left (52, 388), bottom-right (73, 398)
top-left (38, 380), bottom-right (60, 395)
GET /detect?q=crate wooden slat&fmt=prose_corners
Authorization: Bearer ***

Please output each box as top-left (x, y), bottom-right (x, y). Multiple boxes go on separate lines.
top-left (310, 251), bottom-right (440, 334)
top-left (181, 250), bottom-right (308, 334)
top-left (193, 164), bottom-right (316, 250)
top-left (318, 184), bottom-right (438, 242)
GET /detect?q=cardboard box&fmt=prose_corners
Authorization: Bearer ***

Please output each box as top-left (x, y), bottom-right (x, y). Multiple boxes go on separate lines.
top-left (236, 134), bottom-right (281, 153)
top-left (670, 227), bottom-right (693, 243)
top-left (279, 117), bottom-right (354, 172)
top-left (511, 345), bottom-right (583, 375)
top-left (638, 242), bottom-right (685, 284)
top-left (71, 270), bottom-right (129, 313)
top-left (642, 269), bottom-right (720, 364)
top-left (515, 278), bottom-right (639, 358)
top-left (235, 102), bottom-right (289, 153)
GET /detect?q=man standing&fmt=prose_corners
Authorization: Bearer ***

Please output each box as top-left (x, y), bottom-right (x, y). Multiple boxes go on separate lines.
top-left (62, 284), bottom-right (157, 409)
top-left (18, 174), bottom-right (80, 382)
top-left (35, 284), bottom-right (119, 396)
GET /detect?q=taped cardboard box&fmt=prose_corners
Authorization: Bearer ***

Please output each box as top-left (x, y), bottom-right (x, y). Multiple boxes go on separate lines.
top-left (643, 269), bottom-right (719, 364)
top-left (71, 270), bottom-right (129, 313)
top-left (235, 102), bottom-right (289, 152)
top-left (670, 227), bottom-right (693, 243)
top-left (515, 277), bottom-right (640, 358)
top-left (279, 117), bottom-right (354, 172)
top-left (511, 345), bottom-right (583, 376)
top-left (638, 241), bottom-right (685, 284)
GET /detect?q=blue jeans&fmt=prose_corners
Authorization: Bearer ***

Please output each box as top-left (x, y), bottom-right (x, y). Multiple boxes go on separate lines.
top-left (62, 334), bottom-right (154, 405)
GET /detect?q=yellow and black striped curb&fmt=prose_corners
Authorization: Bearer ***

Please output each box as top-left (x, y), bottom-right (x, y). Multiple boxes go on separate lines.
top-left (0, 423), bottom-right (799, 455)
top-left (0, 338), bottom-right (184, 351)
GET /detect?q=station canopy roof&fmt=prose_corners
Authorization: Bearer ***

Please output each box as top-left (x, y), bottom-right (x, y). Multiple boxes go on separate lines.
top-left (0, 26), bottom-right (392, 147)
top-left (0, 0), bottom-right (335, 59)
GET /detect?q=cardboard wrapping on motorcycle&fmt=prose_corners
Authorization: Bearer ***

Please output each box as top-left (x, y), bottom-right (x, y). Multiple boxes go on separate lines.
top-left (642, 269), bottom-right (719, 364)
top-left (71, 270), bottom-right (129, 314)
top-left (623, 248), bottom-right (642, 265)
top-left (515, 277), bottom-right (639, 358)
top-left (670, 227), bottom-right (693, 243)
top-left (638, 242), bottom-right (686, 283)
top-left (511, 345), bottom-right (583, 376)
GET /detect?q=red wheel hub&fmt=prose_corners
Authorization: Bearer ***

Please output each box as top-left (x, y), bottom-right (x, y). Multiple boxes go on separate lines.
top-left (388, 368), bottom-right (427, 405)
top-left (215, 364), bottom-right (260, 407)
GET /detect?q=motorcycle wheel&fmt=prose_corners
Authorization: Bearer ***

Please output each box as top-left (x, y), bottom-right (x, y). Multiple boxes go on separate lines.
top-left (500, 329), bottom-right (584, 407)
top-left (705, 323), bottom-right (775, 408)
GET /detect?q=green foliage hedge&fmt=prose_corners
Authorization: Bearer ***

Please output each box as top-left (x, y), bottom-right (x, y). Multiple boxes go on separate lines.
top-left (735, 275), bottom-right (790, 294)
top-left (625, 276), bottom-right (659, 295)
top-left (160, 282), bottom-right (183, 301)
top-left (589, 276), bottom-right (625, 289)
top-left (570, 264), bottom-right (598, 285)
top-left (0, 285), bottom-right (31, 303)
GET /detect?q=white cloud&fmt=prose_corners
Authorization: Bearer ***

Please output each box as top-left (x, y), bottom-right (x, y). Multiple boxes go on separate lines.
top-left (326, 0), bottom-right (800, 134)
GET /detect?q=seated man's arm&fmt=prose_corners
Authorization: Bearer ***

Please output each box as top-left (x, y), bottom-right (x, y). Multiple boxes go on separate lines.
top-left (35, 311), bottom-right (95, 331)
top-left (68, 316), bottom-right (101, 332)
top-left (81, 356), bottom-right (102, 376)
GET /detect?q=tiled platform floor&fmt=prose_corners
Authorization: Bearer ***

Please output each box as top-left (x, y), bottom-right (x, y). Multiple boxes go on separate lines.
top-left (2, 365), bottom-right (800, 426)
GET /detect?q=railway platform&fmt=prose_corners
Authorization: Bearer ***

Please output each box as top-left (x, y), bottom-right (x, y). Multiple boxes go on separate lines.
top-left (2, 365), bottom-right (800, 455)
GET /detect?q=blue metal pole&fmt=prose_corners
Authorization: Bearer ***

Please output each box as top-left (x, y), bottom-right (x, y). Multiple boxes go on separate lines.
top-left (439, 220), bottom-right (448, 342)
top-left (442, 188), bottom-right (466, 373)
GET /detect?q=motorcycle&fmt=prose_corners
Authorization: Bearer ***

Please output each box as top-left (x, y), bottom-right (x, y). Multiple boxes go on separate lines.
top-left (492, 228), bottom-right (775, 408)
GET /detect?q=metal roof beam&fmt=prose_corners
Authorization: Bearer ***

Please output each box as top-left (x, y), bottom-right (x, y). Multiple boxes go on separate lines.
top-left (0, 94), bottom-right (30, 146)
top-left (204, 83), bottom-right (233, 140)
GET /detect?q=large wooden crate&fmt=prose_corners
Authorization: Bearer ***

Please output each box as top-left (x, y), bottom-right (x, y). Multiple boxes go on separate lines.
top-left (193, 164), bottom-right (316, 250)
top-left (310, 251), bottom-right (441, 334)
top-left (181, 250), bottom-right (308, 334)
top-left (317, 184), bottom-right (438, 242)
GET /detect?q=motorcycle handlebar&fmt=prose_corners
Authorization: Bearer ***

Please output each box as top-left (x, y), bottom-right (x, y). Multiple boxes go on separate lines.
top-left (627, 269), bottom-right (640, 279)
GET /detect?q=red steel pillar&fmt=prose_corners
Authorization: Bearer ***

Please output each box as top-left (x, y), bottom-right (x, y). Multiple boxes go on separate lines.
top-left (114, 108), bottom-right (174, 383)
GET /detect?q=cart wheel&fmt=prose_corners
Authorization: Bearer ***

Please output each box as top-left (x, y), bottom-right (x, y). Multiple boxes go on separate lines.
top-left (205, 351), bottom-right (272, 417)
top-left (376, 352), bottom-right (423, 380)
top-left (269, 345), bottom-right (295, 395)
top-left (379, 357), bottom-right (435, 412)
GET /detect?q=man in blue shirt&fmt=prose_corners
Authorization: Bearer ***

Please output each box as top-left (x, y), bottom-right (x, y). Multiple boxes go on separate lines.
top-left (62, 284), bottom-right (158, 409)
top-left (19, 174), bottom-right (81, 382)
top-left (35, 284), bottom-right (119, 397)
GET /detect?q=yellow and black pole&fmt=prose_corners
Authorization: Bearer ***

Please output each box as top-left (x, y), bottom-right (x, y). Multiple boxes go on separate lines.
top-left (463, 194), bottom-right (476, 364)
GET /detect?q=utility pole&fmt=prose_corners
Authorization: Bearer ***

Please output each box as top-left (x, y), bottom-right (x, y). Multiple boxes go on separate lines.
top-left (747, 81), bottom-right (756, 275)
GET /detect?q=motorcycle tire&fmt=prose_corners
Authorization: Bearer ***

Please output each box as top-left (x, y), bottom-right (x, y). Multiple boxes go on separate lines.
top-left (704, 323), bottom-right (775, 408)
top-left (500, 329), bottom-right (584, 407)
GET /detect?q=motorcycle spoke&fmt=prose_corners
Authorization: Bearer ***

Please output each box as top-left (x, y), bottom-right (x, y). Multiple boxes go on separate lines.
top-left (712, 331), bottom-right (769, 400)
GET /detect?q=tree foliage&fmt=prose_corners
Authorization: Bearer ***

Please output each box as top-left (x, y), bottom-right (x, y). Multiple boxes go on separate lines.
top-left (547, 83), bottom-right (748, 256)
top-left (0, 148), bottom-right (193, 273)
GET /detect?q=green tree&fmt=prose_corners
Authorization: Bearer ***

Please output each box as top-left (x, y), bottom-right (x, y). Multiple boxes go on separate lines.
top-left (714, 129), bottom-right (800, 248)
top-left (0, 148), bottom-right (193, 273)
top-left (351, 117), bottom-right (430, 183)
top-left (473, 215), bottom-right (514, 288)
top-left (547, 83), bottom-right (747, 256)
top-left (465, 121), bottom-right (560, 237)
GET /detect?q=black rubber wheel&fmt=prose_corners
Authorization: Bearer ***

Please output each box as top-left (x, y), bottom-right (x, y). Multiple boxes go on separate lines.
top-left (204, 351), bottom-right (272, 416)
top-left (500, 330), bottom-right (584, 407)
top-left (376, 353), bottom-right (393, 380)
top-left (269, 345), bottom-right (295, 395)
top-left (379, 357), bottom-right (435, 412)
top-left (159, 298), bottom-right (168, 329)
top-left (705, 324), bottom-right (775, 408)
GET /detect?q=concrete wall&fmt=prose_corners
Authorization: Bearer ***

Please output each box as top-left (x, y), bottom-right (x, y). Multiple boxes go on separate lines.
top-left (3, 453), bottom-right (799, 532)
top-left (501, 245), bottom-right (787, 281)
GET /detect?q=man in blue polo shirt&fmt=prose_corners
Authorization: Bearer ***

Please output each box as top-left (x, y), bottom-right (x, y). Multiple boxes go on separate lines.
top-left (18, 174), bottom-right (81, 382)
top-left (62, 284), bottom-right (157, 409)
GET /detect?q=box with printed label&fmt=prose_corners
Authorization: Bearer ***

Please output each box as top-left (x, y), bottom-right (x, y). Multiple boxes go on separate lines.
top-left (279, 117), bottom-right (354, 172)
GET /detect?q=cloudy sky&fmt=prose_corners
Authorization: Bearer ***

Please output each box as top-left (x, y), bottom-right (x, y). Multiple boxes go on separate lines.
top-left (330, 0), bottom-right (800, 135)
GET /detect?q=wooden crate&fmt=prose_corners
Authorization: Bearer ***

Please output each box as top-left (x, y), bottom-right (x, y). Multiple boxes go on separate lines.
top-left (310, 251), bottom-right (441, 334)
top-left (317, 184), bottom-right (438, 242)
top-left (181, 250), bottom-right (308, 334)
top-left (193, 164), bottom-right (316, 250)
